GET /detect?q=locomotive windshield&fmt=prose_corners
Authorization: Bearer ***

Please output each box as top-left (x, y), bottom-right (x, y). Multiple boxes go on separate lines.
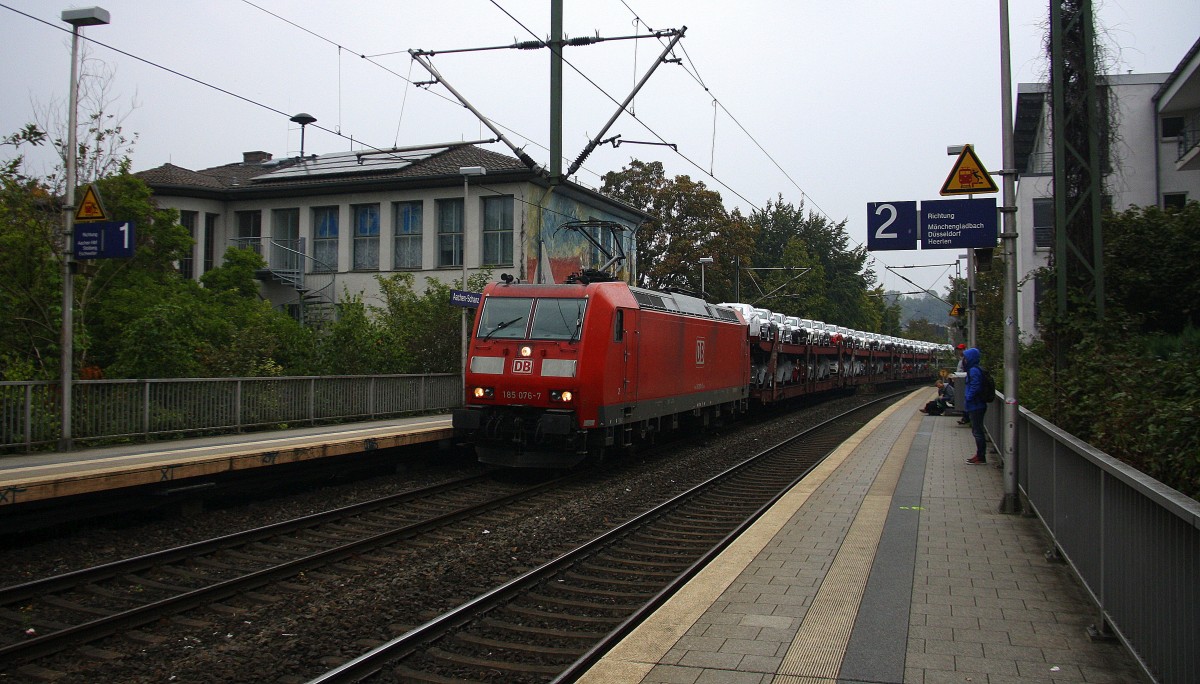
top-left (530, 298), bottom-right (586, 340)
top-left (476, 297), bottom-right (586, 341)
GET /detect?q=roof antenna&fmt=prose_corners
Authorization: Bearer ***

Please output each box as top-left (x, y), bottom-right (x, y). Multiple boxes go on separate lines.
top-left (290, 113), bottom-right (316, 159)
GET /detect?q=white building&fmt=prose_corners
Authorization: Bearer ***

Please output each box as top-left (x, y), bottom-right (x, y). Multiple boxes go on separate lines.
top-left (1013, 37), bottom-right (1200, 338)
top-left (138, 143), bottom-right (649, 321)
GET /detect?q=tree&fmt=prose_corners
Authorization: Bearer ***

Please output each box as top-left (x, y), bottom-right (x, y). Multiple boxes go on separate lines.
top-left (903, 317), bottom-right (947, 343)
top-left (1102, 202), bottom-right (1200, 335)
top-left (601, 160), bottom-right (754, 300)
top-left (374, 270), bottom-right (493, 374)
top-left (747, 196), bottom-right (880, 330)
top-left (0, 170), bottom-right (60, 379)
top-left (1, 59), bottom-right (143, 381)
top-left (31, 54), bottom-right (139, 194)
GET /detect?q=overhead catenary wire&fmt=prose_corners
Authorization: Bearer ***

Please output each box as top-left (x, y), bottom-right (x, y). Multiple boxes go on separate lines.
top-left (616, 1), bottom-right (948, 295)
top-left (487, 0), bottom-right (762, 211)
top-left (0, 2), bottom-right (404, 162)
top-left (238, 0), bottom-right (623, 187)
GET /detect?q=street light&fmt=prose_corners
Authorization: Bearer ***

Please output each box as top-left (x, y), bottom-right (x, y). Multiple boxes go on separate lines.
top-left (698, 256), bottom-right (714, 299)
top-left (459, 166), bottom-right (486, 376)
top-left (59, 6), bottom-right (110, 451)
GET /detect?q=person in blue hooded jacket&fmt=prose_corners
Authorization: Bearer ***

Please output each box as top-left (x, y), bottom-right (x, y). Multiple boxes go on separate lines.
top-left (962, 347), bottom-right (988, 464)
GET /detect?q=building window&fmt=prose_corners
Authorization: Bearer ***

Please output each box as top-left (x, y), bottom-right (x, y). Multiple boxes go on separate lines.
top-left (584, 219), bottom-right (614, 269)
top-left (203, 213), bottom-right (217, 273)
top-left (1162, 116), bottom-right (1185, 139)
top-left (353, 204), bottom-right (380, 270)
top-left (179, 210), bottom-right (197, 279)
top-left (272, 208), bottom-right (300, 273)
top-left (393, 200), bottom-right (423, 270)
top-left (437, 198), bottom-right (464, 267)
top-left (273, 208), bottom-right (299, 240)
top-left (482, 196), bottom-right (514, 266)
top-left (1032, 198), bottom-right (1054, 250)
top-left (1033, 272), bottom-right (1048, 327)
top-left (1164, 193), bottom-right (1188, 211)
top-left (234, 210), bottom-right (262, 254)
top-left (312, 206), bottom-right (338, 273)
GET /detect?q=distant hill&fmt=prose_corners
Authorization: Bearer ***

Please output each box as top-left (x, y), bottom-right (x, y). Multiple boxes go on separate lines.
top-left (889, 290), bottom-right (950, 326)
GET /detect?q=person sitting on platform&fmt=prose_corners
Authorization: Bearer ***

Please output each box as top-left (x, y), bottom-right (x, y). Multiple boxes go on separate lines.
top-left (919, 379), bottom-right (954, 415)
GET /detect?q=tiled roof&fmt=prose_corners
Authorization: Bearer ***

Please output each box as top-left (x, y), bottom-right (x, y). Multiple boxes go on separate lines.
top-left (135, 162), bottom-right (227, 189)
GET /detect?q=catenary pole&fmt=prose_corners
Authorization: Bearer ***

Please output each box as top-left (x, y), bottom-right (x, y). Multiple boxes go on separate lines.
top-left (998, 0), bottom-right (1021, 513)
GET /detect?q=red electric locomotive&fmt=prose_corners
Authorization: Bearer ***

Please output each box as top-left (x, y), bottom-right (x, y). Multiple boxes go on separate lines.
top-left (452, 279), bottom-right (750, 467)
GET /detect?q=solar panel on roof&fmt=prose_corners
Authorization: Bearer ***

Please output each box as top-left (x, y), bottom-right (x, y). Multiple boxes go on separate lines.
top-left (256, 147), bottom-right (450, 181)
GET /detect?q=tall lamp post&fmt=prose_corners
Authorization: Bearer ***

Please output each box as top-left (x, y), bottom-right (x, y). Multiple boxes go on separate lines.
top-left (459, 166), bottom-right (486, 376)
top-left (59, 6), bottom-right (110, 451)
top-left (698, 256), bottom-right (714, 299)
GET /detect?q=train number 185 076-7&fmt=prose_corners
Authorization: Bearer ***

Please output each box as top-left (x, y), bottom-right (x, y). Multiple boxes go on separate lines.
top-left (501, 390), bottom-right (542, 400)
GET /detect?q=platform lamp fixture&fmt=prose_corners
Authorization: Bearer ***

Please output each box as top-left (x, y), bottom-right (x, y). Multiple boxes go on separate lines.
top-left (59, 5), bottom-right (110, 450)
top-left (459, 166), bottom-right (486, 375)
top-left (699, 256), bottom-right (714, 299)
top-left (291, 113), bottom-right (316, 158)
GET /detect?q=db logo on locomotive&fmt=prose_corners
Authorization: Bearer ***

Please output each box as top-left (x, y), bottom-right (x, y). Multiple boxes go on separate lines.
top-left (511, 358), bottom-right (534, 374)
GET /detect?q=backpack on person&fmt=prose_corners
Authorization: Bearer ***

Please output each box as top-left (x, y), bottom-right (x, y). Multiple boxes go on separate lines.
top-left (978, 367), bottom-right (997, 403)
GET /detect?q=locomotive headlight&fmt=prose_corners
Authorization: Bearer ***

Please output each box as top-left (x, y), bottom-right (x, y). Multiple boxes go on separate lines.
top-left (473, 387), bottom-right (494, 399)
top-left (519, 346), bottom-right (533, 357)
top-left (550, 390), bottom-right (574, 403)
top-left (560, 390), bottom-right (573, 402)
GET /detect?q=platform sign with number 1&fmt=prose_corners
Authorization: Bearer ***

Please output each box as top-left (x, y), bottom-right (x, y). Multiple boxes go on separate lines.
top-left (866, 201), bottom-right (918, 251)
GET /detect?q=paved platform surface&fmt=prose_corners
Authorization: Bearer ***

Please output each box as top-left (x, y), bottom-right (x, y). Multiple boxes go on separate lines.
top-left (0, 415), bottom-right (452, 506)
top-left (580, 389), bottom-right (1146, 684)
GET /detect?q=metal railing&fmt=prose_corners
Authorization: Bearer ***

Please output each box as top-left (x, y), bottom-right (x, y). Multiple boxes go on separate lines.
top-left (984, 402), bottom-right (1198, 684)
top-left (1, 374), bottom-right (462, 451)
top-left (1023, 150), bottom-right (1053, 175)
top-left (1175, 112), bottom-right (1200, 163)
top-left (228, 236), bottom-right (262, 256)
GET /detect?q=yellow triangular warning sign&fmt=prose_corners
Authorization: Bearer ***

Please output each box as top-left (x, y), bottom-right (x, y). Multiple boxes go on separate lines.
top-left (940, 145), bottom-right (999, 196)
top-left (950, 302), bottom-right (963, 317)
top-left (75, 184), bottom-right (108, 222)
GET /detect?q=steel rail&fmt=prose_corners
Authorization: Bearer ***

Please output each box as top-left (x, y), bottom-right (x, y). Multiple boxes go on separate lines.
top-left (0, 472), bottom-right (498, 603)
top-left (0, 471), bottom-right (579, 665)
top-left (306, 389), bottom-right (911, 684)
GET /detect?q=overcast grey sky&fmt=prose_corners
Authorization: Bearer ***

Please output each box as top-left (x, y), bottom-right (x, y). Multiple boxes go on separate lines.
top-left (2, 1), bottom-right (1197, 295)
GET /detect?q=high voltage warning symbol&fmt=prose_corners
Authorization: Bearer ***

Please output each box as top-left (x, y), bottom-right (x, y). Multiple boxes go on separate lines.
top-left (75, 184), bottom-right (108, 222)
top-left (940, 145), bottom-right (998, 196)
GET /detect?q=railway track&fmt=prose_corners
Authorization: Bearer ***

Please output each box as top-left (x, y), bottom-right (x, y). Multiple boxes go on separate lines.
top-left (307, 391), bottom-right (904, 683)
top-left (0, 470), bottom-right (576, 668)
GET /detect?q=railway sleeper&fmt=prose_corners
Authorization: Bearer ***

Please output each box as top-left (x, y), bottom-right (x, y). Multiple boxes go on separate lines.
top-left (650, 514), bottom-right (739, 528)
top-left (454, 631), bottom-right (587, 657)
top-left (613, 541), bottom-right (705, 557)
top-left (480, 617), bottom-right (607, 641)
top-left (577, 560), bottom-right (678, 578)
top-left (125, 573), bottom-right (203, 593)
top-left (388, 664), bottom-right (471, 684)
top-left (524, 591), bottom-right (641, 613)
top-left (591, 552), bottom-right (692, 570)
top-left (501, 603), bottom-right (624, 624)
top-left (636, 527), bottom-right (726, 541)
top-left (548, 582), bottom-right (652, 601)
top-left (562, 570), bottom-right (664, 590)
top-left (40, 594), bottom-right (114, 617)
top-left (0, 607), bottom-right (70, 631)
top-left (425, 646), bottom-right (565, 674)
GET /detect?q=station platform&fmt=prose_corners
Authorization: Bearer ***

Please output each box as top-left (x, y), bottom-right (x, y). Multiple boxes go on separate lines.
top-left (0, 415), bottom-right (452, 508)
top-left (580, 389), bottom-right (1145, 684)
